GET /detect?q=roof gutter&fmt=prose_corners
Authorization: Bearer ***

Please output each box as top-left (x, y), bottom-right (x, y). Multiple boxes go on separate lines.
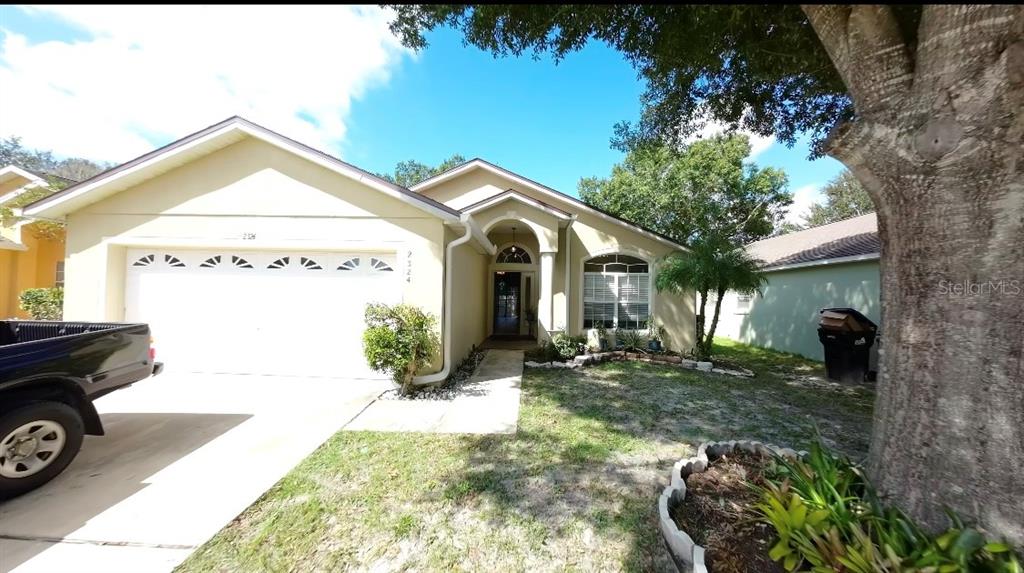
top-left (563, 215), bottom-right (577, 330)
top-left (761, 252), bottom-right (880, 272)
top-left (413, 214), bottom-right (493, 385)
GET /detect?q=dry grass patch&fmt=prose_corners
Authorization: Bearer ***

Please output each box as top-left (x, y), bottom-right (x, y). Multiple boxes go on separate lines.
top-left (179, 340), bottom-right (872, 572)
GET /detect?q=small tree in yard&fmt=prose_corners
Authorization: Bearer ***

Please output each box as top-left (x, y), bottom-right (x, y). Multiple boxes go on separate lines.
top-left (363, 303), bottom-right (439, 396)
top-left (656, 238), bottom-right (766, 360)
top-left (388, 5), bottom-right (1024, 543)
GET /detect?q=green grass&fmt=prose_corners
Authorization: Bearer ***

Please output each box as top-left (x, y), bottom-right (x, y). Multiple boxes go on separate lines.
top-left (178, 339), bottom-right (874, 572)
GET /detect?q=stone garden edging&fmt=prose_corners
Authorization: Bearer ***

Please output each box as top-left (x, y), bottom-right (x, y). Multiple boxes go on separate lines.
top-left (524, 351), bottom-right (755, 378)
top-left (658, 440), bottom-right (805, 573)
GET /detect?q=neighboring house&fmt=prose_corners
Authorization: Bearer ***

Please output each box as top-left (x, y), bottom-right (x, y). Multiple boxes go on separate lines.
top-left (0, 165), bottom-right (68, 318)
top-left (20, 116), bottom-right (694, 381)
top-left (714, 213), bottom-right (880, 363)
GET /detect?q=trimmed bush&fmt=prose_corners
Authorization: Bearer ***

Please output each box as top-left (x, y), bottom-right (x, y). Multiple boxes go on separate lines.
top-left (551, 333), bottom-right (587, 359)
top-left (19, 287), bottom-right (63, 320)
top-left (363, 303), bottom-right (439, 396)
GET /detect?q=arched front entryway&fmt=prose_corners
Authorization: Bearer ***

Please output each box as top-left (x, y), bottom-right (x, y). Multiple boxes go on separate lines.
top-left (485, 221), bottom-right (541, 341)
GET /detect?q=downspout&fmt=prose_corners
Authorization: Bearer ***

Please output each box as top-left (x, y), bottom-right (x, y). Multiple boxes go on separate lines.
top-left (413, 214), bottom-right (479, 385)
top-left (563, 215), bottom-right (577, 332)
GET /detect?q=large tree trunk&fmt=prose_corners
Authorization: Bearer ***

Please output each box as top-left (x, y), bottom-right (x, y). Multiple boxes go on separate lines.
top-left (804, 5), bottom-right (1023, 544)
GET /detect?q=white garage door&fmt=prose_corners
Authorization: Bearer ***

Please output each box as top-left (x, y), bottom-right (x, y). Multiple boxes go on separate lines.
top-left (125, 249), bottom-right (402, 378)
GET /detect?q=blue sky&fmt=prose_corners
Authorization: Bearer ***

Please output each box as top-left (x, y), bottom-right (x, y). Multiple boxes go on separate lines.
top-left (0, 6), bottom-right (843, 222)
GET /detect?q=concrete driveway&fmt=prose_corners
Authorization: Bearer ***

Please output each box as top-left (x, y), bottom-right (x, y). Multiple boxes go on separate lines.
top-left (0, 371), bottom-right (388, 573)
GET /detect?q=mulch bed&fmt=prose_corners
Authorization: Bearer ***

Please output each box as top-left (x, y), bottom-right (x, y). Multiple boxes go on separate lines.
top-left (670, 452), bottom-right (785, 573)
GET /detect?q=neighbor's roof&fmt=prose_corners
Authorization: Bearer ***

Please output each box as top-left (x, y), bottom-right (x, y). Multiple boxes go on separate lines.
top-left (0, 235), bottom-right (27, 251)
top-left (749, 213), bottom-right (879, 271)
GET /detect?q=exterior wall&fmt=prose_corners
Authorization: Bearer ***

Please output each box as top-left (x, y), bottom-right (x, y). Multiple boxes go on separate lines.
top-left (420, 169), bottom-right (513, 210)
top-left (714, 260), bottom-right (881, 361)
top-left (62, 136), bottom-right (448, 371)
top-left (567, 209), bottom-right (695, 352)
top-left (0, 227), bottom-right (65, 318)
top-left (0, 249), bottom-right (15, 317)
top-left (448, 236), bottom-right (488, 365)
top-left (422, 168), bottom-right (696, 352)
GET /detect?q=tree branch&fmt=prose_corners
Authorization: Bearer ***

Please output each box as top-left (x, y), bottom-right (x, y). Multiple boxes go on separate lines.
top-left (802, 5), bottom-right (914, 122)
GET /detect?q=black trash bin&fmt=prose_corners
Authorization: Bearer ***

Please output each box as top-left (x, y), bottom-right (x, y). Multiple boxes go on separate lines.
top-left (817, 308), bottom-right (877, 383)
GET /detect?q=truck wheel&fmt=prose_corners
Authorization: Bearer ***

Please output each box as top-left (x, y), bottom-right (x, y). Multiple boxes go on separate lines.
top-left (0, 402), bottom-right (84, 500)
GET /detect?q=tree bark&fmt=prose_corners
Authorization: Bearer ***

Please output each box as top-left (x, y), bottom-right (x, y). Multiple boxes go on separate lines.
top-left (804, 4), bottom-right (1024, 544)
top-left (695, 290), bottom-right (709, 359)
top-left (705, 287), bottom-right (727, 356)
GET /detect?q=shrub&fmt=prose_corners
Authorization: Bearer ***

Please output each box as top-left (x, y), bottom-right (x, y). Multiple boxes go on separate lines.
top-left (614, 328), bottom-right (647, 352)
top-left (19, 287), bottom-right (63, 320)
top-left (756, 441), bottom-right (1020, 572)
top-left (551, 333), bottom-right (587, 359)
top-left (363, 303), bottom-right (439, 396)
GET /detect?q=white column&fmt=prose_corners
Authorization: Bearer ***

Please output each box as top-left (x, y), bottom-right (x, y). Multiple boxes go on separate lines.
top-left (539, 251), bottom-right (555, 340)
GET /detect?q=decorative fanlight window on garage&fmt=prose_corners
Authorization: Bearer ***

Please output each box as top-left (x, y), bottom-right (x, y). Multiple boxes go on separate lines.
top-left (583, 254), bottom-right (649, 329)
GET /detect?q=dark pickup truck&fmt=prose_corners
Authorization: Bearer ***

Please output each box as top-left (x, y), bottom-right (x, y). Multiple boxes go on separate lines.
top-left (0, 320), bottom-right (161, 498)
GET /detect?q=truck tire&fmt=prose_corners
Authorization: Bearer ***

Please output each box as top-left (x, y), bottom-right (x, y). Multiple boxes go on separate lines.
top-left (0, 402), bottom-right (85, 500)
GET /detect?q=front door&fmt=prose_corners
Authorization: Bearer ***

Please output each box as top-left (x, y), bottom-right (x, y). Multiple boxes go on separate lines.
top-left (493, 271), bottom-right (521, 335)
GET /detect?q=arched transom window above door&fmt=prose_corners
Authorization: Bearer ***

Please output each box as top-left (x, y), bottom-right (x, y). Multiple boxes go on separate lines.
top-left (583, 254), bottom-right (650, 330)
top-left (496, 245), bottom-right (532, 264)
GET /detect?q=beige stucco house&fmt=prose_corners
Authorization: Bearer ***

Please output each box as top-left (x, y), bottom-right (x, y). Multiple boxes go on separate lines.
top-left (20, 117), bottom-right (694, 382)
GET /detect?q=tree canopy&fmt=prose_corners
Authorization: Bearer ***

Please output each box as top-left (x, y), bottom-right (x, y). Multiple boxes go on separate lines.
top-left (803, 170), bottom-right (874, 227)
top-left (387, 6), bottom-right (920, 156)
top-left (579, 134), bottom-right (790, 245)
top-left (0, 136), bottom-right (108, 184)
top-left (376, 154), bottom-right (467, 188)
top-left (655, 235), bottom-right (766, 359)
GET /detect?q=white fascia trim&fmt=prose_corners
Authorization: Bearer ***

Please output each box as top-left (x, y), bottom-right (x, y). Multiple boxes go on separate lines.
top-left (763, 252), bottom-right (880, 272)
top-left (22, 124), bottom-right (241, 217)
top-left (463, 191), bottom-right (571, 221)
top-left (0, 165), bottom-right (45, 185)
top-left (416, 160), bottom-right (684, 250)
top-left (409, 162), bottom-right (479, 192)
top-left (23, 122), bottom-right (461, 225)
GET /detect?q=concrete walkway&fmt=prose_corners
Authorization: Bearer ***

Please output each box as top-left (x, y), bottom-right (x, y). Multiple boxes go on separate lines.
top-left (344, 350), bottom-right (524, 434)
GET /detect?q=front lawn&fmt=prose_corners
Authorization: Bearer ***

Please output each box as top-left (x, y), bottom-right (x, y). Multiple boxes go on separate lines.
top-left (179, 339), bottom-right (874, 572)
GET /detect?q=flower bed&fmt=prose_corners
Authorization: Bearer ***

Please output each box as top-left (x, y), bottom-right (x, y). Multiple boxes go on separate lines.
top-left (659, 441), bottom-right (1021, 572)
top-left (659, 441), bottom-right (799, 573)
top-left (525, 351), bottom-right (755, 378)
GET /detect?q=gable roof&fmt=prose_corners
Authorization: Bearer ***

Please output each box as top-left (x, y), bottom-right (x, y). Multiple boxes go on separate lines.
top-left (749, 213), bottom-right (879, 271)
top-left (462, 189), bottom-right (573, 220)
top-left (21, 116), bottom-right (461, 222)
top-left (411, 158), bottom-right (688, 250)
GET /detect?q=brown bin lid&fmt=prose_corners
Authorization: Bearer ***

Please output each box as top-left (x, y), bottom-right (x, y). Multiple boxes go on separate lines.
top-left (819, 310), bottom-right (866, 331)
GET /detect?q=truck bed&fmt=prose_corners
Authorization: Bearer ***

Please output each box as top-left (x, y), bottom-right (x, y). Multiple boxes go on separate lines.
top-left (1, 321), bottom-right (139, 348)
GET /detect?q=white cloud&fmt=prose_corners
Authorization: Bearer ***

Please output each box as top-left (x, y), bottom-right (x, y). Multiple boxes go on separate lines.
top-left (786, 183), bottom-right (825, 225)
top-left (0, 5), bottom-right (410, 162)
top-left (684, 120), bottom-right (775, 160)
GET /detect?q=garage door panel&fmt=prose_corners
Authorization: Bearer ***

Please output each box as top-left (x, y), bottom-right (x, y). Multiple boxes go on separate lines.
top-left (126, 249), bottom-right (401, 378)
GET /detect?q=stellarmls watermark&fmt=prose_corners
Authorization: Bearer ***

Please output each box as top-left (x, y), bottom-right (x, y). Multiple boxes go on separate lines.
top-left (938, 279), bottom-right (1021, 296)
